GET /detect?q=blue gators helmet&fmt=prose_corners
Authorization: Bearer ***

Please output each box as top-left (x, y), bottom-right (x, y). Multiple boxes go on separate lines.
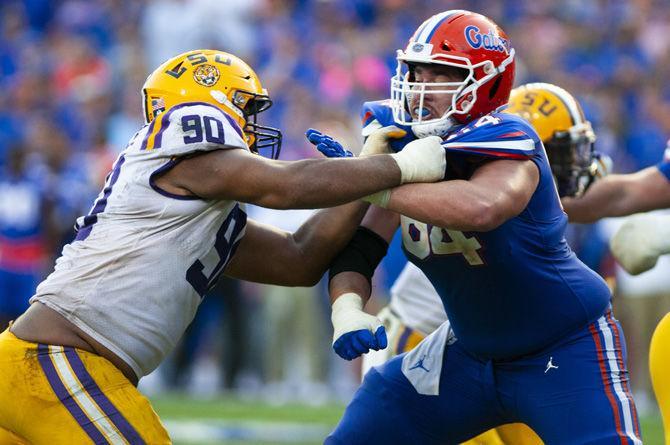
top-left (361, 100), bottom-right (417, 152)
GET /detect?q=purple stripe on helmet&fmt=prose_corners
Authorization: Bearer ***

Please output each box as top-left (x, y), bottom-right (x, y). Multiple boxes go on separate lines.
top-left (63, 347), bottom-right (146, 445)
top-left (37, 344), bottom-right (110, 445)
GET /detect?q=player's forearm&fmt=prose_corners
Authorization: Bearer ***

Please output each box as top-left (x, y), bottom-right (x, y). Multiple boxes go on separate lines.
top-left (329, 271), bottom-right (372, 304)
top-left (564, 168), bottom-right (670, 223)
top-left (253, 157), bottom-right (402, 210)
top-left (561, 175), bottom-right (628, 223)
top-left (289, 201), bottom-right (371, 285)
top-left (385, 181), bottom-right (509, 231)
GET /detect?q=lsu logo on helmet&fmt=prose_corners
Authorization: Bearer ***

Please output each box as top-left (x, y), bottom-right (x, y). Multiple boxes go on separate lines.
top-left (193, 64), bottom-right (220, 87)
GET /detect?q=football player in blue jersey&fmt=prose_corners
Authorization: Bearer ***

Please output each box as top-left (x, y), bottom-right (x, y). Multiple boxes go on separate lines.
top-left (308, 10), bottom-right (642, 444)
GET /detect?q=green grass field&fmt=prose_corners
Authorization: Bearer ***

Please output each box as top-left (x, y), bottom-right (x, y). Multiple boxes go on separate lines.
top-left (152, 394), bottom-right (665, 444)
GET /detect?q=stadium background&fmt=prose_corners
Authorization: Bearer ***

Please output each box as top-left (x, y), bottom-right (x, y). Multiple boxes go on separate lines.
top-left (0, 0), bottom-right (668, 443)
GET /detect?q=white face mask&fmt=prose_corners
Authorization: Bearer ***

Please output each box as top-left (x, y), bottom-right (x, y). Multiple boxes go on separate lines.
top-left (390, 46), bottom-right (515, 139)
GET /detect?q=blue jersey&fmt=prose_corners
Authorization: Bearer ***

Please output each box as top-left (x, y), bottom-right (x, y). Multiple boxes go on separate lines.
top-left (0, 172), bottom-right (47, 272)
top-left (399, 112), bottom-right (611, 360)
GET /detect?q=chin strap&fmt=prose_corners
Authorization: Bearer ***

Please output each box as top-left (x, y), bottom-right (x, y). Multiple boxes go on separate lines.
top-left (412, 116), bottom-right (457, 139)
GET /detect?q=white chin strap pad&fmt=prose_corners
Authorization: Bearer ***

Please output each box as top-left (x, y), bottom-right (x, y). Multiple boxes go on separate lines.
top-left (412, 116), bottom-right (457, 139)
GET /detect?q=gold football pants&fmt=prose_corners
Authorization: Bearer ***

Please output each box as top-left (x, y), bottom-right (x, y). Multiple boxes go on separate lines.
top-left (0, 329), bottom-right (171, 444)
top-left (651, 312), bottom-right (670, 445)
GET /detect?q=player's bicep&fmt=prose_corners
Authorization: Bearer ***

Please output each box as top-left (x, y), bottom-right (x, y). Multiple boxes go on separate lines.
top-left (223, 218), bottom-right (309, 286)
top-left (159, 149), bottom-right (279, 202)
top-left (470, 159), bottom-right (539, 218)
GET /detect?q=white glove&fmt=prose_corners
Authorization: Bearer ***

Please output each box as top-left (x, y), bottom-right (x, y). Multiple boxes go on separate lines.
top-left (389, 135), bottom-right (446, 184)
top-left (331, 293), bottom-right (387, 360)
top-left (610, 214), bottom-right (670, 275)
top-left (362, 190), bottom-right (391, 208)
top-left (360, 126), bottom-right (407, 157)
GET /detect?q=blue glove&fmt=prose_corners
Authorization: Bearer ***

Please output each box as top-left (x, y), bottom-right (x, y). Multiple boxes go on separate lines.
top-left (333, 326), bottom-right (388, 361)
top-left (305, 128), bottom-right (353, 158)
top-left (331, 293), bottom-right (389, 361)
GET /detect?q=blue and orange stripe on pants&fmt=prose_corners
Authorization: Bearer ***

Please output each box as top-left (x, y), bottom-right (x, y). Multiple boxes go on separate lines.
top-left (589, 310), bottom-right (642, 444)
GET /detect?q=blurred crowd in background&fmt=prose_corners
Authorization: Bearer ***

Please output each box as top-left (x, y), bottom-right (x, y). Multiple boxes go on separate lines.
top-left (1, 0), bottom-right (669, 413)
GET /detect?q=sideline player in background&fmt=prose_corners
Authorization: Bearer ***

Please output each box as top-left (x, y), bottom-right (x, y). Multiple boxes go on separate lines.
top-left (351, 82), bottom-right (601, 445)
top-left (561, 132), bottom-right (670, 444)
top-left (313, 10), bottom-right (641, 444)
top-left (0, 49), bottom-right (447, 444)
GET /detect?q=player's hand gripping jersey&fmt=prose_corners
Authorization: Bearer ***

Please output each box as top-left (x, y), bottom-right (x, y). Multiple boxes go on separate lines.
top-left (363, 100), bottom-right (612, 360)
top-left (31, 103), bottom-right (248, 379)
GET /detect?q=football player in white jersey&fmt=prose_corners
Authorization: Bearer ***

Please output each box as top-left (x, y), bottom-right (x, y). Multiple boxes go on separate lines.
top-left (0, 49), bottom-right (448, 444)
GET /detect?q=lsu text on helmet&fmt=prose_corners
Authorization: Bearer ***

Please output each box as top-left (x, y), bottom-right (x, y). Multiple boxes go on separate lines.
top-left (142, 49), bottom-right (282, 159)
top-left (391, 10), bottom-right (515, 138)
top-left (507, 82), bottom-right (598, 198)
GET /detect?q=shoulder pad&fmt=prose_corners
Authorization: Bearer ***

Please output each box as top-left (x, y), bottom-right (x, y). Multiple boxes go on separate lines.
top-left (442, 113), bottom-right (540, 160)
top-left (139, 102), bottom-right (247, 158)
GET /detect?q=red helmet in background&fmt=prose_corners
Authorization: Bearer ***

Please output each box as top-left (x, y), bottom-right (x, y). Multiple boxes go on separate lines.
top-left (391, 10), bottom-right (515, 137)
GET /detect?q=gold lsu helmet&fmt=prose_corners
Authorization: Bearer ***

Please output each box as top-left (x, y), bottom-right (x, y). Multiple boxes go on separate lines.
top-left (142, 49), bottom-right (282, 158)
top-left (507, 82), bottom-right (598, 197)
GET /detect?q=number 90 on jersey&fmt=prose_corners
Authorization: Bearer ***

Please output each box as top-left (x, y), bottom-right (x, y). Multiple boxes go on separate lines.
top-left (401, 216), bottom-right (485, 266)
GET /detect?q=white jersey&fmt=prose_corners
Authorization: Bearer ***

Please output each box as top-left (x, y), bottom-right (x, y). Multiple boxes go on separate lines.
top-left (32, 103), bottom-right (248, 379)
top-left (389, 262), bottom-right (447, 335)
